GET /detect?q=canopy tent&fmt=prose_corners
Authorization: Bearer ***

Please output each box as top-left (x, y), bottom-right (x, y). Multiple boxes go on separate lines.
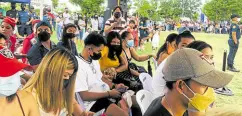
top-left (0, 0), bottom-right (30, 3)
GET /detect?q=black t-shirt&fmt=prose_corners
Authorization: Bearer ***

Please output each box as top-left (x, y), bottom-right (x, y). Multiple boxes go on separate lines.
top-left (144, 96), bottom-right (188, 116)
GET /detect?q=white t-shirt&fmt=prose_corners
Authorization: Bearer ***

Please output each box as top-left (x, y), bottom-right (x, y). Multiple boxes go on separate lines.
top-left (152, 58), bottom-right (167, 99)
top-left (91, 18), bottom-right (99, 31)
top-left (74, 56), bottom-right (110, 109)
top-left (63, 12), bottom-right (70, 25)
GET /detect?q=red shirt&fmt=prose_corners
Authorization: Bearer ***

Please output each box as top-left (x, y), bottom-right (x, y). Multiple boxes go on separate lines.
top-left (47, 12), bottom-right (55, 19)
top-left (21, 33), bottom-right (35, 63)
top-left (22, 33), bottom-right (35, 55)
top-left (128, 28), bottom-right (139, 46)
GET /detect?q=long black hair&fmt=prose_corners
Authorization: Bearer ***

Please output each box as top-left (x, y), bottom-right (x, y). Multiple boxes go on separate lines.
top-left (61, 23), bottom-right (76, 50)
top-left (121, 31), bottom-right (130, 40)
top-left (186, 40), bottom-right (212, 51)
top-left (156, 33), bottom-right (178, 60)
top-left (106, 31), bottom-right (122, 61)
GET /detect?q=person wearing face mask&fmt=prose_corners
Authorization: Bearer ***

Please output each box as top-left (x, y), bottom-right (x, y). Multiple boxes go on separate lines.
top-left (16, 3), bottom-right (33, 37)
top-left (227, 14), bottom-right (241, 72)
top-left (127, 20), bottom-right (139, 49)
top-left (27, 21), bottom-right (56, 71)
top-left (6, 3), bottom-right (18, 19)
top-left (75, 32), bottom-right (129, 116)
top-left (24, 48), bottom-right (94, 116)
top-left (0, 46), bottom-right (40, 116)
top-left (156, 33), bottom-right (178, 65)
top-left (104, 6), bottom-right (127, 35)
top-left (144, 48), bottom-right (233, 116)
top-left (99, 31), bottom-right (128, 74)
top-left (63, 8), bottom-right (71, 26)
top-left (121, 31), bottom-right (155, 77)
top-left (57, 23), bottom-right (78, 56)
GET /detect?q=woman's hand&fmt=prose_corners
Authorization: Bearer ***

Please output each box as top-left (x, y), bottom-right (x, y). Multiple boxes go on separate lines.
top-left (80, 111), bottom-right (95, 116)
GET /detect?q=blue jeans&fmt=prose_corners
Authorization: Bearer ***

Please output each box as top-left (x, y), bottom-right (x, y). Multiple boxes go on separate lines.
top-left (227, 39), bottom-right (239, 66)
top-left (57, 25), bottom-right (62, 41)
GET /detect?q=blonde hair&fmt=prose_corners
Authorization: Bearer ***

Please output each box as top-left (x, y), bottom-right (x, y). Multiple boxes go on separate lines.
top-left (205, 105), bottom-right (242, 116)
top-left (23, 48), bottom-right (78, 115)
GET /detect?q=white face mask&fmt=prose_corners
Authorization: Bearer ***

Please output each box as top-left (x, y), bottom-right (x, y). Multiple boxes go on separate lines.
top-left (0, 72), bottom-right (21, 96)
top-left (238, 18), bottom-right (241, 22)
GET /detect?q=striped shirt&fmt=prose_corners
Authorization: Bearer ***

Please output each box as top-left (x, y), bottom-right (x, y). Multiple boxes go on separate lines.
top-left (105, 17), bottom-right (127, 33)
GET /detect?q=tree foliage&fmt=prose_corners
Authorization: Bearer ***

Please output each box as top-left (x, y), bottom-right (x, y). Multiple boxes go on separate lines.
top-left (69, 0), bottom-right (104, 17)
top-left (52, 0), bottom-right (59, 8)
top-left (133, 0), bottom-right (201, 21)
top-left (203, 0), bottom-right (242, 21)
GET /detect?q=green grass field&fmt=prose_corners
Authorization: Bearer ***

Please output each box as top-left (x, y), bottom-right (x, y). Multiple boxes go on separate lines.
top-left (51, 31), bottom-right (242, 108)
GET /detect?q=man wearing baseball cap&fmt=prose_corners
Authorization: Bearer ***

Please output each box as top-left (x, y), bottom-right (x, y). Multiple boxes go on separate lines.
top-left (27, 21), bottom-right (56, 70)
top-left (145, 48), bottom-right (233, 116)
top-left (227, 14), bottom-right (240, 72)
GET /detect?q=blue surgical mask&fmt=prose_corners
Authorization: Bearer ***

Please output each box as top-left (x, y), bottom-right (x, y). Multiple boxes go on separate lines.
top-left (126, 40), bottom-right (134, 48)
top-left (0, 72), bottom-right (21, 96)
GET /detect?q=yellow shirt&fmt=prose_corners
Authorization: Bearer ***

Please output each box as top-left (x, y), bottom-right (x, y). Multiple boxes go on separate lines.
top-left (99, 46), bottom-right (120, 71)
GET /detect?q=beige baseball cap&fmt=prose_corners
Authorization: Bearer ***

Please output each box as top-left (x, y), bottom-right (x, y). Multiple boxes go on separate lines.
top-left (162, 48), bottom-right (233, 88)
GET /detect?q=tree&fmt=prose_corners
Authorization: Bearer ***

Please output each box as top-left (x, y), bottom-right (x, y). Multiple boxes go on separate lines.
top-left (203, 0), bottom-right (242, 21)
top-left (158, 0), bottom-right (182, 19)
top-left (52, 0), bottom-right (59, 8)
top-left (70, 0), bottom-right (104, 17)
top-left (181, 0), bottom-right (201, 18)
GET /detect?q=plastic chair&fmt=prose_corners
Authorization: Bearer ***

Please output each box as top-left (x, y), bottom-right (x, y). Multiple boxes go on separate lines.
top-left (139, 73), bottom-right (153, 92)
top-left (136, 90), bottom-right (154, 115)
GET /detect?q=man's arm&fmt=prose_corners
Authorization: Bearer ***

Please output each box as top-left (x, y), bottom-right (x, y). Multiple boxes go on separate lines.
top-left (78, 91), bottom-right (109, 101)
top-left (231, 25), bottom-right (238, 44)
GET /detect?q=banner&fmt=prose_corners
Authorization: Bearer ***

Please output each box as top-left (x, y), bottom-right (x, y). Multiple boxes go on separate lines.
top-left (0, 0), bottom-right (30, 3)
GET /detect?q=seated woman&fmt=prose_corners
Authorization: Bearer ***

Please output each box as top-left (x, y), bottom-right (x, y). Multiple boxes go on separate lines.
top-left (121, 31), bottom-right (155, 77)
top-left (23, 48), bottom-right (93, 116)
top-left (99, 31), bottom-right (128, 78)
top-left (0, 46), bottom-right (40, 116)
top-left (57, 23), bottom-right (79, 56)
top-left (156, 33), bottom-right (178, 65)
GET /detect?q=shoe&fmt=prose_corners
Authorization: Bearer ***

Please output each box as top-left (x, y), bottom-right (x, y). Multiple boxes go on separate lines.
top-left (227, 66), bottom-right (240, 72)
top-left (214, 87), bottom-right (234, 96)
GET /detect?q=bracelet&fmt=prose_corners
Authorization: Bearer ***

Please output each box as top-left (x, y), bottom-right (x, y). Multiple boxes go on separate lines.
top-left (107, 91), bottom-right (110, 97)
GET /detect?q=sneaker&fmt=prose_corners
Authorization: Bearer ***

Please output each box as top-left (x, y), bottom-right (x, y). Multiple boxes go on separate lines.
top-left (227, 66), bottom-right (240, 72)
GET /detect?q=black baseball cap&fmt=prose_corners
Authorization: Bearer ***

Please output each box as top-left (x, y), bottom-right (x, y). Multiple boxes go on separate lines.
top-left (36, 21), bottom-right (52, 31)
top-left (231, 14), bottom-right (240, 19)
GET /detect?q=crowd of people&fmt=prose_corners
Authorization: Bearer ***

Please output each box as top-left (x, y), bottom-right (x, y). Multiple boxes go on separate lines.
top-left (0, 3), bottom-right (241, 116)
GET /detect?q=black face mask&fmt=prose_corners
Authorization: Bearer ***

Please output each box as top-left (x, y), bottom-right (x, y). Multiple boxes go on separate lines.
top-left (90, 52), bottom-right (102, 60)
top-left (11, 6), bottom-right (16, 9)
top-left (63, 79), bottom-right (69, 89)
top-left (114, 12), bottom-right (121, 19)
top-left (38, 31), bottom-right (50, 42)
top-left (111, 45), bottom-right (121, 51)
top-left (64, 33), bottom-right (76, 39)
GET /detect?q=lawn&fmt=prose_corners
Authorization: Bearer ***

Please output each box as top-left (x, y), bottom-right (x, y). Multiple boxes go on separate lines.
top-left (51, 31), bottom-right (242, 108)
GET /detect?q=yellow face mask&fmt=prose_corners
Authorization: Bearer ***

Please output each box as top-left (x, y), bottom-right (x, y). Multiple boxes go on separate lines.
top-left (182, 84), bottom-right (216, 112)
top-left (167, 42), bottom-right (175, 55)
